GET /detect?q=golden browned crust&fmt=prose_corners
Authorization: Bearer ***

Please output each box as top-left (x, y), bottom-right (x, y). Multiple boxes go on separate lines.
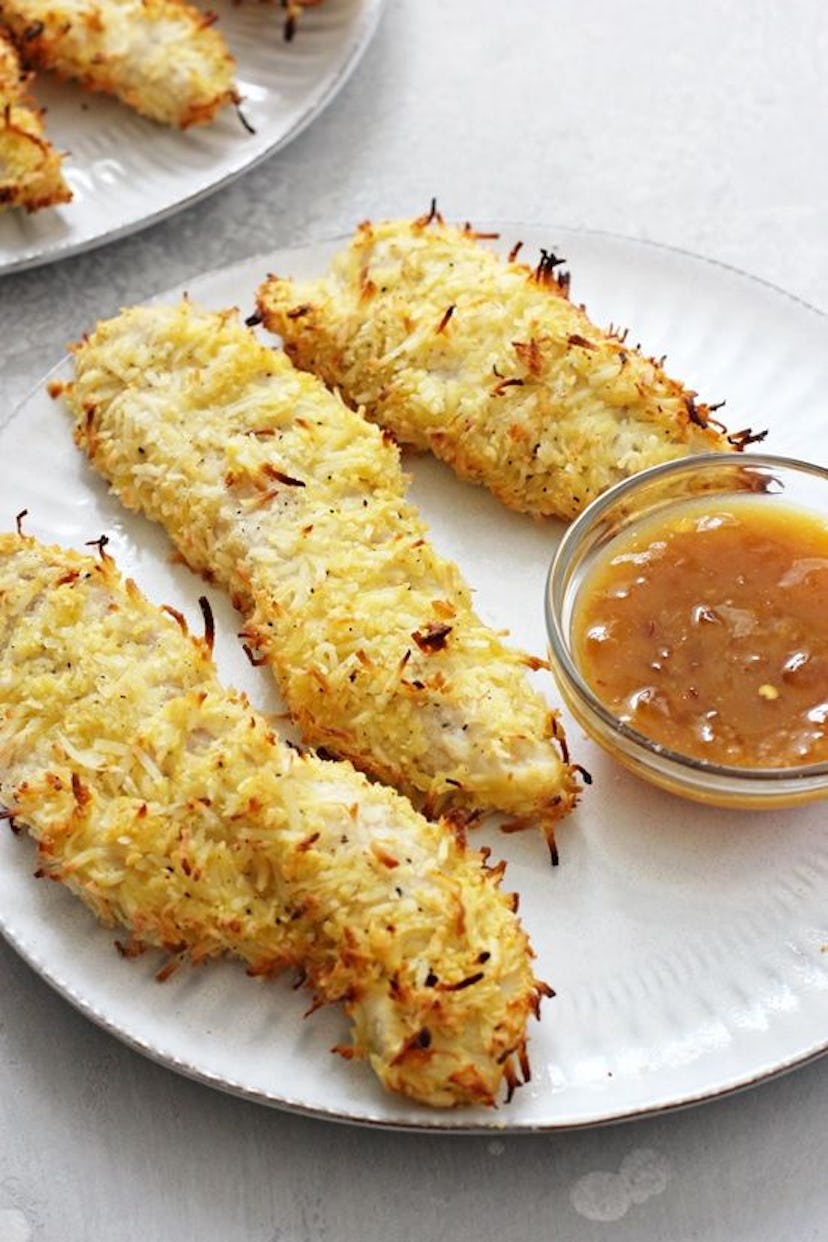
top-left (257, 211), bottom-right (757, 521)
top-left (59, 300), bottom-right (581, 852)
top-left (0, 532), bottom-right (548, 1108)
top-left (0, 30), bottom-right (71, 210)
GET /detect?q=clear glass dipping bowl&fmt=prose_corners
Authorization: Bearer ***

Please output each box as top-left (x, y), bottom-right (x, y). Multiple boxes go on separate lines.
top-left (545, 452), bottom-right (828, 809)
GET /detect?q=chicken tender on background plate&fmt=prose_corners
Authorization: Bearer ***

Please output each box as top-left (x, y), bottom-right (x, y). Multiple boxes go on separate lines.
top-left (0, 30), bottom-right (71, 209)
top-left (0, 0), bottom-right (238, 127)
top-left (0, 532), bottom-right (547, 1108)
top-left (257, 210), bottom-right (758, 521)
top-left (59, 300), bottom-right (580, 855)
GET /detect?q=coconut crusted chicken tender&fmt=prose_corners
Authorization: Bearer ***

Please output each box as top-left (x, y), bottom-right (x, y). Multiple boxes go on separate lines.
top-left (59, 300), bottom-right (580, 855)
top-left (256, 211), bottom-right (759, 522)
top-left (0, 533), bottom-right (547, 1108)
top-left (0, 30), bottom-right (71, 209)
top-left (0, 0), bottom-right (238, 127)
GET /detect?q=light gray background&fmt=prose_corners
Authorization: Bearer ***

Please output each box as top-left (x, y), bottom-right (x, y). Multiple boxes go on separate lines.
top-left (1, 2), bottom-right (827, 1239)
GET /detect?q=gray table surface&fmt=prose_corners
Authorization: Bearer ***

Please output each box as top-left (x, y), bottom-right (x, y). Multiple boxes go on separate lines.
top-left (1, 2), bottom-right (827, 1239)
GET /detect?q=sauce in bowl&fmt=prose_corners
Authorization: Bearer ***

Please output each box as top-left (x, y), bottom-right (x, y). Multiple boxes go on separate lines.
top-left (572, 496), bottom-right (828, 768)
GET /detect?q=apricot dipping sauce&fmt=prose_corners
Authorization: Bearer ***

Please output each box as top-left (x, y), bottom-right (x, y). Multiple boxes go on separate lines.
top-left (572, 496), bottom-right (828, 769)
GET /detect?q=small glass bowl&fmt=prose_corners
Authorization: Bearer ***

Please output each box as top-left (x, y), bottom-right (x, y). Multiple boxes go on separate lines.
top-left (545, 452), bottom-right (828, 809)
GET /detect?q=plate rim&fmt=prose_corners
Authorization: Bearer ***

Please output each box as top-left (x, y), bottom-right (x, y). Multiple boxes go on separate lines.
top-left (0, 0), bottom-right (387, 277)
top-left (3, 881), bottom-right (828, 1135)
top-left (1, 221), bottom-right (827, 1133)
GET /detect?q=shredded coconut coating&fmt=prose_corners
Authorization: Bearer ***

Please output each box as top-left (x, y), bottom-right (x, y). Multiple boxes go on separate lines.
top-left (0, 533), bottom-right (547, 1108)
top-left (0, 0), bottom-right (237, 127)
top-left (0, 31), bottom-right (71, 209)
top-left (257, 213), bottom-right (739, 521)
top-left (60, 300), bottom-right (580, 849)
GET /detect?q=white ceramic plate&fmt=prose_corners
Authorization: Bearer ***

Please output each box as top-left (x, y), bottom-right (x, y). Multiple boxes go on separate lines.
top-left (1, 227), bottom-right (827, 1132)
top-left (0, 0), bottom-right (384, 275)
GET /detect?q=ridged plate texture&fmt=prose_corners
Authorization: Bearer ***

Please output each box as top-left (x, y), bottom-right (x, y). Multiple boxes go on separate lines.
top-left (0, 227), bottom-right (826, 1131)
top-left (0, 0), bottom-right (384, 274)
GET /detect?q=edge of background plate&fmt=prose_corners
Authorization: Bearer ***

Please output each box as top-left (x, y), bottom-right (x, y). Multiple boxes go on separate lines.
top-left (3, 887), bottom-right (828, 1135)
top-left (0, 0), bottom-right (386, 276)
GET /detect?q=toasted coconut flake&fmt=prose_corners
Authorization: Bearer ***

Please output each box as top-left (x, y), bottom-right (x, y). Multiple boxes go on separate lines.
top-left (0, 30), bottom-right (70, 210)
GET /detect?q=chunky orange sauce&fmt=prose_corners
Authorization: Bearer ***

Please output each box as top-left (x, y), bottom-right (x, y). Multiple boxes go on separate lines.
top-left (573, 497), bottom-right (828, 768)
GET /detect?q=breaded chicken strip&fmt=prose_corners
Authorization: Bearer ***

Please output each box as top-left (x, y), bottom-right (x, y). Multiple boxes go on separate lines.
top-left (58, 300), bottom-right (580, 853)
top-left (0, 532), bottom-right (546, 1108)
top-left (0, 0), bottom-right (237, 127)
top-left (257, 212), bottom-right (756, 521)
top-left (0, 30), bottom-right (70, 209)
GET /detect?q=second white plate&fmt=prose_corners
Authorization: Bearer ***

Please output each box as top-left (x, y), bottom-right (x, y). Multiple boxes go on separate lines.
top-left (1, 225), bottom-right (827, 1131)
top-left (0, 0), bottom-right (384, 274)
